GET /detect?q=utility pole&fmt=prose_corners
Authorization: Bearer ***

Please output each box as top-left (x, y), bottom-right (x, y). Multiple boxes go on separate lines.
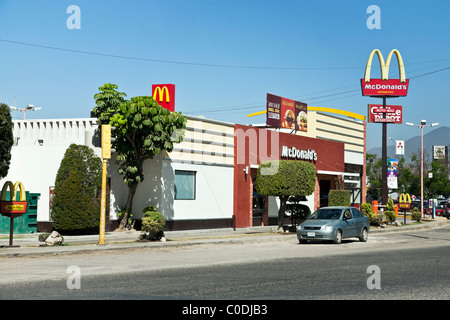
top-left (406, 120), bottom-right (439, 217)
top-left (99, 124), bottom-right (114, 245)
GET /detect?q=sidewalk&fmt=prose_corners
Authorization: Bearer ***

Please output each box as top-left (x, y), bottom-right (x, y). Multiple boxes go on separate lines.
top-left (0, 218), bottom-right (447, 258)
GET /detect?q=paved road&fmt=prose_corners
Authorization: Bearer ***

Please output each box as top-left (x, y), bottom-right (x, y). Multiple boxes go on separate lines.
top-left (0, 225), bottom-right (449, 301)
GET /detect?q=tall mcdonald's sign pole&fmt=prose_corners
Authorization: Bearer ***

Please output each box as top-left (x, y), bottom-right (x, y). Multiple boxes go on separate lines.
top-left (361, 49), bottom-right (409, 206)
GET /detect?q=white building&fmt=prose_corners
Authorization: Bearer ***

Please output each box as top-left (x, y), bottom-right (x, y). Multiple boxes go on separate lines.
top-left (1, 108), bottom-right (366, 233)
top-left (0, 116), bottom-right (235, 232)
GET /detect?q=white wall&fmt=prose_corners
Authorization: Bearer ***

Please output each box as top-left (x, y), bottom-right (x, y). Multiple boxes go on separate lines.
top-left (166, 161), bottom-right (233, 221)
top-left (0, 119), bottom-right (99, 222)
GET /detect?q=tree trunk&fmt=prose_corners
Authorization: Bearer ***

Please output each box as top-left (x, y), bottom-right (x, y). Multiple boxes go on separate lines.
top-left (118, 184), bottom-right (137, 230)
top-left (278, 196), bottom-right (289, 231)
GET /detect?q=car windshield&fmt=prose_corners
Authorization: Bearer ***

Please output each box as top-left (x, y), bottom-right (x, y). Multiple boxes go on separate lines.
top-left (309, 208), bottom-right (342, 220)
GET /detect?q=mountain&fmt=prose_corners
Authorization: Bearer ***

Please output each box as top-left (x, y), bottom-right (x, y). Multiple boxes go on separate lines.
top-left (367, 126), bottom-right (450, 161)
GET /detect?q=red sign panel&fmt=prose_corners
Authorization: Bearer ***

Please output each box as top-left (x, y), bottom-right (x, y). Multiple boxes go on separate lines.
top-left (266, 93), bottom-right (307, 132)
top-left (152, 84), bottom-right (175, 112)
top-left (361, 79), bottom-right (409, 97)
top-left (368, 104), bottom-right (403, 123)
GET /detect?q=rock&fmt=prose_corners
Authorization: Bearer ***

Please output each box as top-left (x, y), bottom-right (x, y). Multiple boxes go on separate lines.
top-left (160, 237), bottom-right (166, 242)
top-left (394, 221), bottom-right (402, 227)
top-left (379, 223), bottom-right (386, 228)
top-left (45, 231), bottom-right (64, 246)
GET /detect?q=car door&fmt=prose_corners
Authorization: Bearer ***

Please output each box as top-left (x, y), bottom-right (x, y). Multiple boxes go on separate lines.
top-left (342, 208), bottom-right (357, 238)
top-left (351, 208), bottom-right (365, 235)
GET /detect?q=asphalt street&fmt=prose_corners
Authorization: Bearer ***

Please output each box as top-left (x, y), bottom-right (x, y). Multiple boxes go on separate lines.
top-left (0, 224), bottom-right (449, 302)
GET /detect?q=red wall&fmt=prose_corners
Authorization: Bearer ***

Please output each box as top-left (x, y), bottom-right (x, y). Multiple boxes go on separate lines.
top-left (233, 124), bottom-right (345, 228)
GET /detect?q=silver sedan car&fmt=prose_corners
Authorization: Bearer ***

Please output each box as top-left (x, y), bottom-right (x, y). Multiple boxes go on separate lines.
top-left (297, 206), bottom-right (370, 244)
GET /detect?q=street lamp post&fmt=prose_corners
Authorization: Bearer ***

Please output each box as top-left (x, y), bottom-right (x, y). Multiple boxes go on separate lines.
top-left (405, 120), bottom-right (439, 217)
top-left (9, 104), bottom-right (42, 120)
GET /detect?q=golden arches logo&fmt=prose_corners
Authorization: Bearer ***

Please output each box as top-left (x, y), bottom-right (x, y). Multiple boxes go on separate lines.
top-left (0, 181), bottom-right (28, 214)
top-left (399, 193), bottom-right (411, 204)
top-left (153, 86), bottom-right (170, 103)
top-left (398, 193), bottom-right (411, 210)
top-left (1, 181), bottom-right (26, 202)
top-left (364, 49), bottom-right (406, 83)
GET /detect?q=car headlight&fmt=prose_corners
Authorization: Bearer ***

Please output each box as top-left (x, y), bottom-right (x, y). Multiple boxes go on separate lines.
top-left (297, 225), bottom-right (303, 230)
top-left (321, 225), bottom-right (333, 232)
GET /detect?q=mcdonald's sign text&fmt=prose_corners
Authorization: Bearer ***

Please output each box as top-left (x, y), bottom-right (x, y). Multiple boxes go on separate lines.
top-left (152, 84), bottom-right (175, 112)
top-left (361, 79), bottom-right (409, 97)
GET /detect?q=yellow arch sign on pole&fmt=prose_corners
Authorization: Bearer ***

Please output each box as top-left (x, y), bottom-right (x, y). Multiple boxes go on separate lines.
top-left (0, 181), bottom-right (27, 214)
top-left (247, 106), bottom-right (366, 121)
top-left (0, 181), bottom-right (28, 247)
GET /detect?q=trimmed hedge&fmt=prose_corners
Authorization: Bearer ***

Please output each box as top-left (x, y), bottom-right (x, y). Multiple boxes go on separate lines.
top-left (328, 190), bottom-right (351, 206)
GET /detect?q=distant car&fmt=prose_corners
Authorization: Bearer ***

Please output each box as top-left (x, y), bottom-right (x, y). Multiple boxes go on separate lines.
top-left (443, 203), bottom-right (450, 219)
top-left (297, 206), bottom-right (370, 244)
top-left (427, 205), bottom-right (444, 216)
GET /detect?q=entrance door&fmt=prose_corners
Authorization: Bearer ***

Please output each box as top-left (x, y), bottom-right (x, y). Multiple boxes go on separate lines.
top-left (251, 168), bottom-right (267, 226)
top-left (319, 179), bottom-right (331, 207)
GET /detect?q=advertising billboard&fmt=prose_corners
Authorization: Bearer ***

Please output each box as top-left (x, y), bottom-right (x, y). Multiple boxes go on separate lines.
top-left (387, 159), bottom-right (398, 189)
top-left (266, 93), bottom-right (307, 132)
top-left (433, 145), bottom-right (448, 161)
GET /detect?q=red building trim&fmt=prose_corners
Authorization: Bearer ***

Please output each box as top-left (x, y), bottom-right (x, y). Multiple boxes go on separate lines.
top-left (233, 124), bottom-right (345, 228)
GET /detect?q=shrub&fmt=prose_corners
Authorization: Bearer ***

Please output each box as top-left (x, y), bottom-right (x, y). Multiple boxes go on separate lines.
top-left (51, 144), bottom-right (102, 234)
top-left (384, 210), bottom-right (396, 224)
top-left (38, 233), bottom-right (51, 242)
top-left (384, 199), bottom-right (396, 224)
top-left (361, 203), bottom-right (374, 218)
top-left (328, 190), bottom-right (351, 206)
top-left (140, 205), bottom-right (166, 241)
top-left (369, 214), bottom-right (383, 226)
top-left (411, 207), bottom-right (422, 222)
top-left (51, 170), bottom-right (100, 234)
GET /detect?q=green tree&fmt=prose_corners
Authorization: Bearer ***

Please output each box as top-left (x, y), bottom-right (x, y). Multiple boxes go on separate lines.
top-left (427, 159), bottom-right (450, 198)
top-left (365, 153), bottom-right (382, 201)
top-left (92, 83), bottom-right (127, 124)
top-left (93, 84), bottom-right (187, 230)
top-left (0, 103), bottom-right (14, 179)
top-left (256, 160), bottom-right (316, 230)
top-left (51, 144), bottom-right (102, 234)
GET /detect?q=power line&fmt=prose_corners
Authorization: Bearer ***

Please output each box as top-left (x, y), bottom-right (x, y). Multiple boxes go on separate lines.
top-left (0, 38), bottom-right (362, 71)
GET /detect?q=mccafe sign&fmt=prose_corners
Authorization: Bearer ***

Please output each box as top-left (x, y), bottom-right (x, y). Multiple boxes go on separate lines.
top-left (368, 104), bottom-right (403, 124)
top-left (281, 145), bottom-right (317, 162)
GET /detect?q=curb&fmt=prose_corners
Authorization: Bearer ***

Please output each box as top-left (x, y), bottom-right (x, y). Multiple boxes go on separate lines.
top-left (0, 219), bottom-right (446, 258)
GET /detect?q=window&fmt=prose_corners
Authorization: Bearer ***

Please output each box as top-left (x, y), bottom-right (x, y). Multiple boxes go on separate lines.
top-left (174, 170), bottom-right (196, 200)
top-left (351, 208), bottom-right (363, 218)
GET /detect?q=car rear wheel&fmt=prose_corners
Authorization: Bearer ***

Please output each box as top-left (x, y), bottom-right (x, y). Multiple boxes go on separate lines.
top-left (333, 230), bottom-right (342, 244)
top-left (359, 228), bottom-right (368, 242)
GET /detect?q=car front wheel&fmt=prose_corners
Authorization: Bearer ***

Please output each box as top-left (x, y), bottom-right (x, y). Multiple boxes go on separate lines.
top-left (333, 230), bottom-right (342, 244)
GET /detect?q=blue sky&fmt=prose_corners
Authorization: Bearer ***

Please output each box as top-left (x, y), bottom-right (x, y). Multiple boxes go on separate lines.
top-left (1, 0), bottom-right (449, 151)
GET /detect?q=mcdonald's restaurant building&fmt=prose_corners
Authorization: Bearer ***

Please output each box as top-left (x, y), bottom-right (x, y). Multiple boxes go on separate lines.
top-left (0, 108), bottom-right (366, 233)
